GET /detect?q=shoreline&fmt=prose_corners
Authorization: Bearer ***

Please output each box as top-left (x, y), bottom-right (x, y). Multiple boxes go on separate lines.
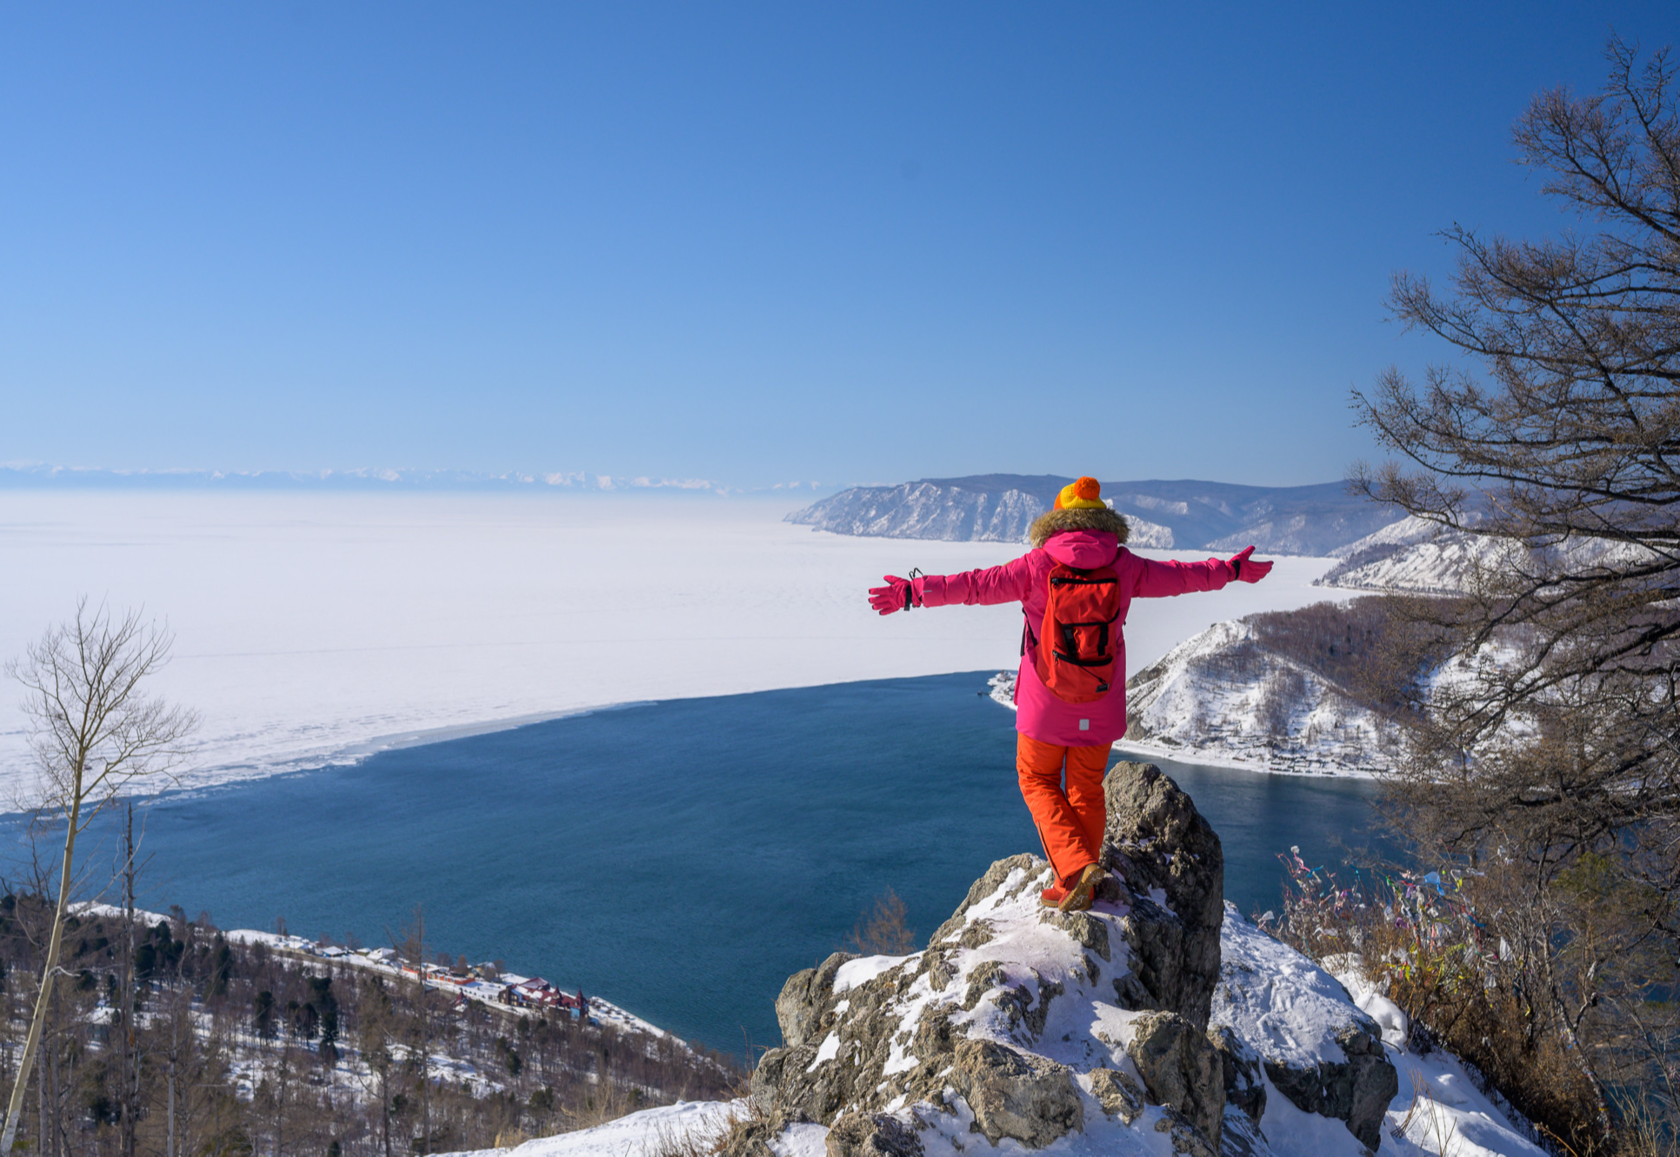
top-left (985, 672), bottom-right (1385, 780)
top-left (1110, 738), bottom-right (1383, 780)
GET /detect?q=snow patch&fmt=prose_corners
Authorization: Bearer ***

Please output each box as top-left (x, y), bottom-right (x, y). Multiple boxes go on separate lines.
top-left (833, 954), bottom-right (914, 994)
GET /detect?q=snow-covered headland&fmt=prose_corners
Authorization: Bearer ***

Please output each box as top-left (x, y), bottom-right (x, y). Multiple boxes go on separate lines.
top-left (1117, 618), bottom-right (1401, 778)
top-left (1315, 516), bottom-right (1501, 595)
top-left (788, 475), bottom-right (1400, 556)
top-left (0, 490), bottom-right (1344, 801)
top-left (988, 617), bottom-right (1402, 780)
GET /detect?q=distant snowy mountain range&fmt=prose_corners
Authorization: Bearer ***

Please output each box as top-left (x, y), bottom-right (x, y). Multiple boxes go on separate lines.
top-left (787, 475), bottom-right (1400, 555)
top-left (0, 464), bottom-right (825, 495)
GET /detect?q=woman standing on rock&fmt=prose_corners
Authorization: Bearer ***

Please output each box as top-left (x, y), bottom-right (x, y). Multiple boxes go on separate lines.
top-left (868, 476), bottom-right (1272, 913)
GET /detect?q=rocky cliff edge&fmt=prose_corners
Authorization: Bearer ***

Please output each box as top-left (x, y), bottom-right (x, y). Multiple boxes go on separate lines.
top-left (728, 762), bottom-right (1400, 1157)
top-left (442, 761), bottom-right (1547, 1157)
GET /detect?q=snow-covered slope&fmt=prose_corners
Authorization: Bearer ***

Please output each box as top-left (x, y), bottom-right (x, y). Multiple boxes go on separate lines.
top-left (432, 1100), bottom-right (752, 1157)
top-left (1317, 514), bottom-right (1658, 599)
top-left (1118, 620), bottom-right (1403, 776)
top-left (1315, 516), bottom-right (1505, 595)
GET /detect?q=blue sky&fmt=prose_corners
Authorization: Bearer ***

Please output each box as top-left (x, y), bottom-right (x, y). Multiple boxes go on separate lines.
top-left (0, 3), bottom-right (1670, 489)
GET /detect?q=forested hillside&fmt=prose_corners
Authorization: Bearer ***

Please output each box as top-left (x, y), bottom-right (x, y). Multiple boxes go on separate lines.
top-left (0, 896), bottom-right (739, 1156)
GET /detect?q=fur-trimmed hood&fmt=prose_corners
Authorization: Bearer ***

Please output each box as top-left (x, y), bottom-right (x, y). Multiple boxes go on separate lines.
top-left (1028, 505), bottom-right (1130, 549)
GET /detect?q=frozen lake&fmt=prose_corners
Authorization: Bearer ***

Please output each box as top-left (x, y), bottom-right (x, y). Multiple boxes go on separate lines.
top-left (1, 490), bottom-right (1341, 797)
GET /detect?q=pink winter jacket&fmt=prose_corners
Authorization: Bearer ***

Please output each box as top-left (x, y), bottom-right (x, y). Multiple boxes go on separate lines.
top-left (918, 529), bottom-right (1237, 747)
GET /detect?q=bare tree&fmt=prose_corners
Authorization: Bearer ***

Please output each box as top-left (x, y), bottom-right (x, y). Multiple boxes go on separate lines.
top-left (1, 600), bottom-right (197, 1153)
top-left (396, 905), bottom-right (435, 1154)
top-left (845, 890), bottom-right (916, 956)
top-left (1351, 34), bottom-right (1680, 1146)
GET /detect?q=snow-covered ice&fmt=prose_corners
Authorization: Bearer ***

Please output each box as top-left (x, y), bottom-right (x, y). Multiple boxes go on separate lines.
top-left (1, 491), bottom-right (1338, 798)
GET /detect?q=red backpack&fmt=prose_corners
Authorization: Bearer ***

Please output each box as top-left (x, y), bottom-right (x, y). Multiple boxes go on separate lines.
top-left (1026, 562), bottom-right (1123, 703)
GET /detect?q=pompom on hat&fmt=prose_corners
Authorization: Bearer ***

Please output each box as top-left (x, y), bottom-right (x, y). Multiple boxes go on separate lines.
top-left (1054, 476), bottom-right (1107, 511)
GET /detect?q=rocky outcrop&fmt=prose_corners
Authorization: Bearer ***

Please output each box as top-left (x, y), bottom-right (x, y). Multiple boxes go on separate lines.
top-left (1124, 1010), bottom-right (1222, 1145)
top-left (1214, 904), bottom-right (1400, 1152)
top-left (1104, 760), bottom-right (1225, 1027)
top-left (746, 764), bottom-right (1400, 1157)
top-left (748, 764), bottom-right (1233, 1157)
top-left (1262, 1022), bottom-right (1397, 1152)
top-left (774, 951), bottom-right (856, 1049)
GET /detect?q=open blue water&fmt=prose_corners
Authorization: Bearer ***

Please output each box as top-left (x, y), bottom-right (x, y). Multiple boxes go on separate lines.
top-left (9, 672), bottom-right (1381, 1056)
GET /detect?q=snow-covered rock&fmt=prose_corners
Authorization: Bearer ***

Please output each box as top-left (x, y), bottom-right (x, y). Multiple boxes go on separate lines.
top-left (438, 765), bottom-right (1547, 1157)
top-left (1215, 907), bottom-right (1397, 1150)
top-left (737, 763), bottom-right (1405, 1157)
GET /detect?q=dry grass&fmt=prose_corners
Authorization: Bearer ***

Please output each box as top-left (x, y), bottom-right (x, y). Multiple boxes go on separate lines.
top-left (1268, 852), bottom-right (1614, 1155)
top-left (1391, 1071), bottom-right (1463, 1157)
top-left (637, 1098), bottom-right (759, 1157)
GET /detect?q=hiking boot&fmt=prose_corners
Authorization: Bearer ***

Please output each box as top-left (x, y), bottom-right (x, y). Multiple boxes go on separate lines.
top-left (1057, 863), bottom-right (1105, 913)
top-left (1040, 885), bottom-right (1080, 910)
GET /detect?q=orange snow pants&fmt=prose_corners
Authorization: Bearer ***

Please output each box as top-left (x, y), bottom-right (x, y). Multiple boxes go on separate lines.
top-left (1016, 734), bottom-right (1110, 887)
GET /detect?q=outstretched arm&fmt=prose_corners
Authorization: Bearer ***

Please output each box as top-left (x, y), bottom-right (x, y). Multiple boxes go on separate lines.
top-left (869, 554), bottom-right (1036, 615)
top-left (1132, 545), bottom-right (1273, 598)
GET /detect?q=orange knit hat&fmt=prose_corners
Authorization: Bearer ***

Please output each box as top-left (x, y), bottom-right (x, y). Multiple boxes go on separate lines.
top-left (1054, 476), bottom-right (1105, 510)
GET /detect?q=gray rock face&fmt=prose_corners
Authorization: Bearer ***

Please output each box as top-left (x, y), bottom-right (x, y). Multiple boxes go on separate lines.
top-left (1087, 1067), bottom-right (1145, 1124)
top-left (776, 952), bottom-right (857, 1049)
top-left (1104, 761), bottom-right (1225, 1029)
top-left (746, 763), bottom-right (1450, 1157)
top-left (1206, 1025), bottom-right (1266, 1125)
top-left (825, 1112), bottom-right (925, 1157)
top-left (1219, 1109), bottom-right (1275, 1157)
top-left (948, 1039), bottom-right (1083, 1147)
top-left (1124, 1011), bottom-right (1223, 1151)
top-left (1262, 1021), bottom-right (1397, 1152)
top-left (1151, 1115), bottom-right (1218, 1157)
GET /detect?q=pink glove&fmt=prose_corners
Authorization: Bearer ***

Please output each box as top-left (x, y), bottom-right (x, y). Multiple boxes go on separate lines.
top-left (1228, 546), bottom-right (1272, 583)
top-left (868, 575), bottom-right (921, 615)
